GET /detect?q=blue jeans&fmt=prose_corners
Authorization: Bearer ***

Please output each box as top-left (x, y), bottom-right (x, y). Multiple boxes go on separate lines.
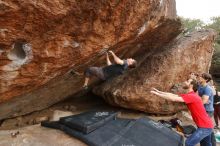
top-left (206, 111), bottom-right (216, 146)
top-left (185, 128), bottom-right (213, 146)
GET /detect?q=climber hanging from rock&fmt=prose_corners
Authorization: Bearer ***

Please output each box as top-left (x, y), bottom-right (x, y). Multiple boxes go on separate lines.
top-left (83, 50), bottom-right (137, 89)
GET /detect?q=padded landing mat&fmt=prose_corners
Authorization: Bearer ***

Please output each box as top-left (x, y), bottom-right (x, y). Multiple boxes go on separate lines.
top-left (117, 118), bottom-right (183, 146)
top-left (42, 117), bottom-right (183, 146)
top-left (60, 111), bottom-right (117, 134)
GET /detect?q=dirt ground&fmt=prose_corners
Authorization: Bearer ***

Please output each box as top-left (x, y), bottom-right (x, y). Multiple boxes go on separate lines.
top-left (0, 93), bottom-right (219, 146)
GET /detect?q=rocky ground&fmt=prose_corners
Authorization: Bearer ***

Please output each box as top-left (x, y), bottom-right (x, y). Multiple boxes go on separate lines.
top-left (0, 93), bottom-right (219, 146)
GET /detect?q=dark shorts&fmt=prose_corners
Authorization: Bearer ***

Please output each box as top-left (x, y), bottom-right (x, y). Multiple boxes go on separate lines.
top-left (84, 67), bottom-right (106, 80)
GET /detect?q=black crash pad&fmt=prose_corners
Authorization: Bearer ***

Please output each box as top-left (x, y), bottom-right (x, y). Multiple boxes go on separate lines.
top-left (41, 111), bottom-right (183, 146)
top-left (59, 111), bottom-right (117, 134)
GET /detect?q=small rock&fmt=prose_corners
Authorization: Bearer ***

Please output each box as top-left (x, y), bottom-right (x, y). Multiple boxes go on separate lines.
top-left (34, 116), bottom-right (49, 124)
top-left (11, 131), bottom-right (20, 138)
top-left (63, 105), bottom-right (70, 110)
top-left (69, 105), bottom-right (77, 111)
top-left (51, 110), bottom-right (73, 121)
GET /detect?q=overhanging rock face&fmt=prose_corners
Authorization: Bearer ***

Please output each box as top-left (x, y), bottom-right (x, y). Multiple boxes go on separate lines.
top-left (0, 0), bottom-right (215, 119)
top-left (93, 29), bottom-right (216, 114)
top-left (0, 0), bottom-right (180, 119)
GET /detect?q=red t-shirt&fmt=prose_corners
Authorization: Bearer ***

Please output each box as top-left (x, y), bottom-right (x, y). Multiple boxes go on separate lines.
top-left (180, 91), bottom-right (213, 128)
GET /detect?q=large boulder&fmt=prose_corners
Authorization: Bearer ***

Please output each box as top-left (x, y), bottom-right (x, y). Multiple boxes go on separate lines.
top-left (93, 29), bottom-right (217, 114)
top-left (0, 0), bottom-right (182, 120)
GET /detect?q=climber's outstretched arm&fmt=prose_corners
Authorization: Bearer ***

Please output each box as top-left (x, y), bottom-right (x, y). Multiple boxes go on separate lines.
top-left (108, 51), bottom-right (124, 65)
top-left (106, 52), bottom-right (112, 65)
top-left (150, 88), bottom-right (184, 102)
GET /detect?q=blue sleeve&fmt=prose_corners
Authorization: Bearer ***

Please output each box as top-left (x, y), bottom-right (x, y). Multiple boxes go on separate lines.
top-left (204, 87), bottom-right (213, 104)
top-left (204, 87), bottom-right (212, 97)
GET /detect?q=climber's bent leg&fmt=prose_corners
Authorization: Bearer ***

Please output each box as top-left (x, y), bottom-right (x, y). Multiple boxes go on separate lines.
top-left (83, 67), bottom-right (105, 88)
